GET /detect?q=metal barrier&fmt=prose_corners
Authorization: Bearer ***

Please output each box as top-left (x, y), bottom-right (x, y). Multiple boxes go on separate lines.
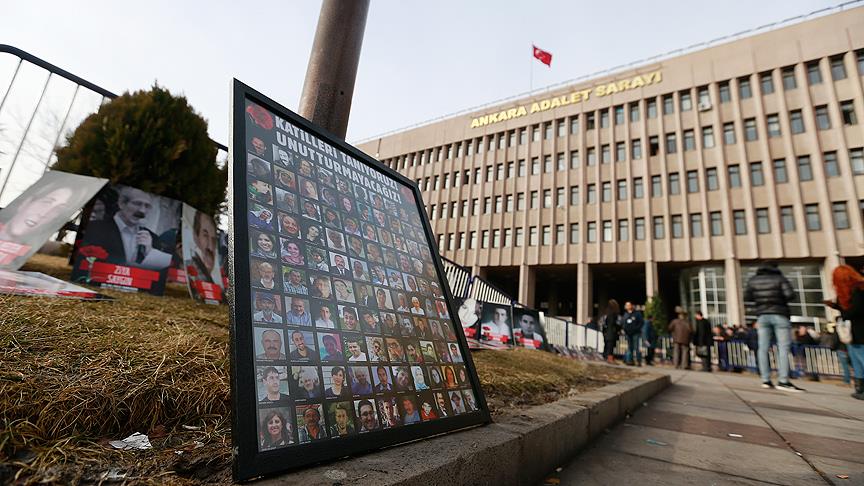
top-left (441, 256), bottom-right (471, 300)
top-left (468, 275), bottom-right (512, 305)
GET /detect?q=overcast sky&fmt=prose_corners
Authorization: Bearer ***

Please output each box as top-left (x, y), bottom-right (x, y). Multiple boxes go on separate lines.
top-left (0, 0), bottom-right (849, 149)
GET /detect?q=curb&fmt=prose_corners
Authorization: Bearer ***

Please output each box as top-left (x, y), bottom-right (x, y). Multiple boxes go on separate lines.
top-left (258, 372), bottom-right (671, 485)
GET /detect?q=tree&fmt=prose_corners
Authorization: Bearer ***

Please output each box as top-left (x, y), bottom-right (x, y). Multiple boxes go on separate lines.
top-left (53, 85), bottom-right (226, 215)
top-left (645, 294), bottom-right (669, 336)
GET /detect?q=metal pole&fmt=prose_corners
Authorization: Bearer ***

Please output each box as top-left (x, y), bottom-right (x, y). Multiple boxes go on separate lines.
top-left (298, 0), bottom-right (370, 139)
top-left (0, 58), bottom-right (23, 116)
top-left (42, 84), bottom-right (80, 174)
top-left (0, 72), bottom-right (52, 202)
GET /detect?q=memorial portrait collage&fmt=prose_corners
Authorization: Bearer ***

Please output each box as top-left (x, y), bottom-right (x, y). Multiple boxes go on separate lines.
top-left (242, 99), bottom-right (479, 453)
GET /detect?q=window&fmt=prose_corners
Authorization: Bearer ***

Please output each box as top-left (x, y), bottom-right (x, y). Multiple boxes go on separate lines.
top-left (851, 148), bottom-right (864, 175)
top-left (555, 224), bottom-right (564, 245)
top-left (805, 204), bottom-right (821, 231)
top-left (515, 228), bottom-right (523, 246)
top-left (472, 198), bottom-right (479, 215)
top-left (587, 222), bottom-right (597, 243)
top-left (481, 230), bottom-right (489, 248)
top-left (429, 204), bottom-right (437, 220)
top-left (543, 189), bottom-right (552, 208)
top-left (734, 210), bottom-right (747, 235)
top-left (632, 139), bottom-right (642, 159)
top-left (686, 170), bottom-right (699, 193)
top-left (766, 114), bottom-right (781, 138)
top-left (728, 165), bottom-right (742, 187)
top-left (690, 213), bottom-right (703, 237)
top-left (815, 105), bottom-right (831, 130)
top-left (760, 71), bottom-right (774, 94)
top-left (702, 126), bottom-right (715, 148)
top-left (756, 208), bottom-right (770, 234)
top-left (482, 197), bottom-right (490, 214)
top-left (750, 162), bottom-right (764, 186)
top-left (600, 110), bottom-right (609, 128)
top-left (586, 184), bottom-right (596, 204)
top-left (649, 136), bottom-right (659, 156)
top-left (532, 125), bottom-right (540, 141)
top-left (723, 123), bottom-right (736, 145)
top-left (782, 66), bottom-right (797, 90)
top-left (557, 153), bottom-right (566, 171)
top-left (498, 134), bottom-right (506, 149)
top-left (683, 130), bottom-right (696, 151)
top-left (824, 151), bottom-right (840, 177)
top-left (762, 160), bottom-right (784, 185)
top-left (503, 228), bottom-right (511, 247)
top-left (496, 163), bottom-right (504, 180)
top-left (710, 211), bottom-right (723, 236)
top-left (797, 155), bottom-right (813, 181)
top-left (570, 223), bottom-right (579, 244)
top-left (602, 221), bottom-right (613, 242)
top-left (665, 133), bottom-right (677, 154)
top-left (618, 219), bottom-right (629, 241)
top-left (519, 128), bottom-right (527, 145)
top-left (790, 110), bottom-right (805, 134)
top-left (530, 157), bottom-right (540, 175)
top-left (601, 182), bottom-right (612, 202)
top-left (616, 142), bottom-right (626, 162)
top-left (557, 119), bottom-right (566, 137)
top-left (570, 186), bottom-right (579, 205)
top-left (706, 168), bottom-right (719, 191)
top-left (617, 180), bottom-right (628, 200)
top-left (841, 100), bottom-right (858, 126)
top-left (544, 155), bottom-right (552, 173)
top-left (781, 206), bottom-right (795, 232)
top-left (474, 168), bottom-right (481, 182)
top-left (517, 159), bottom-right (526, 177)
top-left (668, 172), bottom-right (680, 195)
top-left (507, 162), bottom-right (515, 178)
top-left (806, 61), bottom-right (822, 85)
top-left (461, 200), bottom-right (468, 217)
top-left (555, 187), bottom-right (564, 207)
top-left (492, 230), bottom-right (500, 248)
top-left (544, 123), bottom-right (553, 140)
top-left (647, 99), bottom-right (657, 118)
top-left (516, 193), bottom-right (525, 211)
top-left (718, 81), bottom-right (731, 103)
top-left (495, 196), bottom-right (502, 213)
top-left (634, 218), bottom-right (645, 240)
top-left (633, 177), bottom-right (644, 198)
top-left (671, 215), bottom-right (683, 238)
top-left (653, 216), bottom-right (665, 239)
top-left (587, 148), bottom-right (596, 166)
top-left (507, 131), bottom-right (516, 147)
top-left (833, 202), bottom-right (850, 229)
top-left (530, 190), bottom-right (539, 208)
top-left (830, 55), bottom-right (847, 80)
top-left (744, 118), bottom-right (758, 141)
top-left (680, 91), bottom-right (692, 111)
top-left (858, 49), bottom-right (864, 75)
top-left (485, 165), bottom-right (493, 182)
top-left (738, 76), bottom-right (752, 99)
top-left (570, 151), bottom-right (580, 169)
top-left (433, 175), bottom-right (440, 190)
top-left (697, 86), bottom-right (710, 106)
top-left (629, 103), bottom-right (640, 122)
top-left (529, 227), bottom-right (538, 246)
top-left (468, 231), bottom-right (476, 249)
top-left (601, 144), bottom-right (611, 164)
top-left (614, 105), bottom-right (625, 125)
top-left (586, 112), bottom-right (595, 130)
top-left (570, 116), bottom-right (579, 134)
top-left (651, 175), bottom-right (662, 197)
top-left (663, 94), bottom-right (674, 115)
top-left (542, 226), bottom-right (551, 245)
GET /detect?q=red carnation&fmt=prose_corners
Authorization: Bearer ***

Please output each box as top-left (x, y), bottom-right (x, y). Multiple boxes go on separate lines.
top-left (78, 245), bottom-right (108, 260)
top-left (246, 104), bottom-right (274, 130)
top-left (186, 265), bottom-right (198, 277)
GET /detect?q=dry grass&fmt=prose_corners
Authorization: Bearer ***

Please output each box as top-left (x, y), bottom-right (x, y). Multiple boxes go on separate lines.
top-left (0, 255), bottom-right (637, 485)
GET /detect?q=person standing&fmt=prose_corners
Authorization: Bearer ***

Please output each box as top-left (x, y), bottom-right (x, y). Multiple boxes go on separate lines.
top-left (826, 265), bottom-right (864, 400)
top-left (622, 302), bottom-right (644, 366)
top-left (693, 312), bottom-right (713, 372)
top-left (642, 315), bottom-right (657, 366)
top-left (601, 300), bottom-right (621, 364)
top-left (668, 311), bottom-right (693, 369)
top-left (744, 261), bottom-right (804, 392)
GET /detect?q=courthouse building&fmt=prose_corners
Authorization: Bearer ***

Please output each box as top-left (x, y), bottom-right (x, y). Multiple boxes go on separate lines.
top-left (358, 7), bottom-right (864, 325)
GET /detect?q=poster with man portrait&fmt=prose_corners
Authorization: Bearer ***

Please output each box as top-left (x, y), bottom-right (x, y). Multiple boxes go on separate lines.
top-left (0, 171), bottom-right (107, 270)
top-left (512, 307), bottom-right (548, 351)
top-left (181, 203), bottom-right (225, 304)
top-left (70, 184), bottom-right (181, 295)
top-left (229, 81), bottom-right (490, 481)
top-left (478, 302), bottom-right (514, 349)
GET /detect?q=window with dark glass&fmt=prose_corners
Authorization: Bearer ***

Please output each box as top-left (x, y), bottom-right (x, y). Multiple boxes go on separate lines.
top-left (651, 175), bottom-right (662, 197)
top-left (683, 130), bottom-right (695, 151)
top-left (760, 71), bottom-right (774, 94)
top-left (718, 81), bottom-right (731, 103)
top-left (830, 55), bottom-right (847, 80)
top-left (686, 170), bottom-right (699, 193)
top-left (653, 216), bottom-right (665, 239)
top-left (690, 213), bottom-right (703, 237)
top-left (858, 49), bottom-right (864, 75)
top-left (806, 61), bottom-right (822, 85)
top-left (633, 177), bottom-right (644, 198)
top-left (728, 164), bottom-right (741, 187)
top-left (706, 168), bottom-right (719, 191)
top-left (766, 114), bottom-right (781, 138)
top-left (671, 215), bottom-right (683, 238)
top-left (632, 139), bottom-right (642, 159)
top-left (781, 206), bottom-right (795, 232)
top-left (601, 182), bottom-right (612, 202)
top-left (614, 105), bottom-right (624, 125)
top-left (601, 144), bottom-right (611, 164)
top-left (851, 148), bottom-right (864, 175)
top-left (782, 66), bottom-right (797, 90)
top-left (790, 110), bottom-right (805, 134)
top-left (841, 100), bottom-right (858, 126)
top-left (755, 208), bottom-right (769, 234)
top-left (744, 118), bottom-right (758, 141)
top-left (630, 103), bottom-right (640, 122)
top-left (569, 224), bottom-right (579, 244)
top-left (815, 105), bottom-right (831, 130)
top-left (833, 202), bottom-right (850, 229)
top-left (797, 155), bottom-right (813, 181)
top-left (805, 204), bottom-right (821, 231)
top-left (750, 162), bottom-right (764, 186)
top-left (824, 151), bottom-right (840, 177)
top-left (663, 94), bottom-right (674, 115)
top-left (618, 219), bottom-right (629, 241)
top-left (586, 112), bottom-right (596, 130)
top-left (587, 222), bottom-right (597, 243)
top-left (602, 221), bottom-right (613, 242)
top-left (710, 211), bottom-right (723, 236)
top-left (647, 99), bottom-right (657, 118)
top-left (617, 179), bottom-right (628, 200)
top-left (668, 172), bottom-right (680, 195)
top-left (665, 133), bottom-right (677, 154)
top-left (616, 142), bottom-right (626, 162)
top-left (586, 184), bottom-right (596, 204)
top-left (634, 218), bottom-right (645, 240)
top-left (723, 122), bottom-right (736, 145)
top-left (773, 159), bottom-right (788, 183)
top-left (738, 76), bottom-right (752, 99)
top-left (733, 210), bottom-right (747, 235)
top-left (680, 91), bottom-right (692, 111)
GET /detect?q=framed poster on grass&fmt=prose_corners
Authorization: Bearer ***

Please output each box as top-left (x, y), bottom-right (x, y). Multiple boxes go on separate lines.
top-left (229, 80), bottom-right (490, 481)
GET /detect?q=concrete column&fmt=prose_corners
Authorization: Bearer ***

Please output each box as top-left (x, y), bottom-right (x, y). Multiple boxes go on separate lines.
top-left (518, 264), bottom-right (536, 307)
top-left (472, 265), bottom-right (487, 280)
top-left (576, 262), bottom-right (592, 323)
top-left (725, 258), bottom-right (743, 325)
top-left (645, 260), bottom-right (659, 299)
top-left (822, 254), bottom-right (841, 301)
top-left (298, 0), bottom-right (370, 139)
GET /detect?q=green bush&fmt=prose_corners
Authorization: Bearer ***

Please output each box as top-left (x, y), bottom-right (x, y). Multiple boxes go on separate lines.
top-left (645, 294), bottom-right (669, 335)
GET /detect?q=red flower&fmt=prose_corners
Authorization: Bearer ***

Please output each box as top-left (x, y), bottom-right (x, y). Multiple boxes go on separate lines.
top-left (186, 265), bottom-right (198, 277)
top-left (79, 245), bottom-right (108, 260)
top-left (246, 104), bottom-right (274, 130)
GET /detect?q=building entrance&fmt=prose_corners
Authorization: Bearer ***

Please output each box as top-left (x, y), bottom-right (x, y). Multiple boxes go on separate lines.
top-left (591, 264), bottom-right (646, 313)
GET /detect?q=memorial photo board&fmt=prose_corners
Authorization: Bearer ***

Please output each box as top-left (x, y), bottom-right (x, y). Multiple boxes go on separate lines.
top-left (181, 203), bottom-right (225, 304)
top-left (71, 184), bottom-right (181, 295)
top-left (513, 307), bottom-right (548, 351)
top-left (455, 297), bottom-right (483, 349)
top-left (229, 80), bottom-right (490, 480)
top-left (478, 302), bottom-right (514, 349)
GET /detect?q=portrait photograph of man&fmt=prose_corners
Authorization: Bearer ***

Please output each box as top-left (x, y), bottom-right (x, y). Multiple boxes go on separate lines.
top-left (252, 292), bottom-right (283, 324)
top-left (355, 399), bottom-right (379, 432)
top-left (251, 259), bottom-right (280, 292)
top-left (291, 366), bottom-right (322, 400)
top-left (317, 332), bottom-right (344, 362)
top-left (296, 404), bottom-right (326, 443)
top-left (288, 330), bottom-right (316, 362)
top-left (377, 397), bottom-right (401, 429)
top-left (181, 204), bottom-right (224, 302)
top-left (257, 366), bottom-right (289, 403)
top-left (513, 308), bottom-right (547, 350)
top-left (312, 301), bottom-right (336, 329)
top-left (285, 297), bottom-right (312, 326)
top-left (255, 328), bottom-right (286, 361)
top-left (480, 304), bottom-right (513, 347)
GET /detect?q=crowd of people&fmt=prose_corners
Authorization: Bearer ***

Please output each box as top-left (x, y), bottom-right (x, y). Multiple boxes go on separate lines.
top-left (594, 262), bottom-right (864, 400)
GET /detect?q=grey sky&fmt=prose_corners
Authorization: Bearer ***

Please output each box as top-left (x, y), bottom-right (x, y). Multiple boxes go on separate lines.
top-left (0, 0), bottom-right (848, 148)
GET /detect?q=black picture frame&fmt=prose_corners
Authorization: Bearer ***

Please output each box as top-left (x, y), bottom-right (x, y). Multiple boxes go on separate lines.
top-left (229, 79), bottom-right (491, 481)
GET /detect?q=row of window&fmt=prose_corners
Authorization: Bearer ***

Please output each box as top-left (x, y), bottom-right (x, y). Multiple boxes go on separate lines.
top-left (415, 104), bottom-right (860, 191)
top-left (389, 50), bottom-right (864, 171)
top-left (436, 201), bottom-right (864, 251)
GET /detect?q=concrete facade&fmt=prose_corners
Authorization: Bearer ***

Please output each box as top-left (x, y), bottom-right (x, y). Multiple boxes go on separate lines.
top-left (358, 8), bottom-right (864, 325)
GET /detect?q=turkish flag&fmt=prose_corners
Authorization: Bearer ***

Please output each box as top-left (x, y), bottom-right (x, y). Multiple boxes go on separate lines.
top-left (533, 45), bottom-right (552, 67)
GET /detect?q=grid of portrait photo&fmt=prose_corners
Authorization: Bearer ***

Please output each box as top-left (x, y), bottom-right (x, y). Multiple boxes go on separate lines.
top-left (244, 100), bottom-right (479, 453)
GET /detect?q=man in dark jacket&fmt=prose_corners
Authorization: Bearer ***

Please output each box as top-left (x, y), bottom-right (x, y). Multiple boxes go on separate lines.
top-left (667, 311), bottom-right (692, 369)
top-left (693, 311), bottom-right (713, 372)
top-left (622, 301), bottom-right (644, 366)
top-left (743, 261), bottom-right (804, 392)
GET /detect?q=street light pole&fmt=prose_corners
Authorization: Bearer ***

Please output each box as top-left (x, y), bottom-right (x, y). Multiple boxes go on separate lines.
top-left (298, 0), bottom-right (370, 140)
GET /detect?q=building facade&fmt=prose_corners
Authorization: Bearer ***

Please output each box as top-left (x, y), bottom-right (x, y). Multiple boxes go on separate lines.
top-left (358, 8), bottom-right (864, 325)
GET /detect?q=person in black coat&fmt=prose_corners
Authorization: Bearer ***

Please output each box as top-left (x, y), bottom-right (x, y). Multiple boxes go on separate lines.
top-left (693, 311), bottom-right (713, 372)
top-left (600, 299), bottom-right (621, 364)
top-left (827, 265), bottom-right (864, 400)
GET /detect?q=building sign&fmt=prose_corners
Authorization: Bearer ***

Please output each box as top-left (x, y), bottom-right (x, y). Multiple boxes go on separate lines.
top-left (230, 80), bottom-right (490, 481)
top-left (469, 69), bottom-right (662, 128)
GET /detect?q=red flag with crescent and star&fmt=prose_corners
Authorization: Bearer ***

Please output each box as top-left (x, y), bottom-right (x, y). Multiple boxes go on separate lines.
top-left (533, 45), bottom-right (552, 67)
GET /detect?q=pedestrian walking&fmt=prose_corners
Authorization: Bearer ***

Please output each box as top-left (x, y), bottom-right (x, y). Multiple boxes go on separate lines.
top-left (668, 311), bottom-right (692, 369)
top-left (743, 261), bottom-right (805, 392)
top-left (693, 311), bottom-right (713, 372)
top-left (642, 316), bottom-right (657, 366)
top-left (600, 299), bottom-right (621, 364)
top-left (825, 265), bottom-right (864, 400)
top-left (622, 301), bottom-right (644, 366)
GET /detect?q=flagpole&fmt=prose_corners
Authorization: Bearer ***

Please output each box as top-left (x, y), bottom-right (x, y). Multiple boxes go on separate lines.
top-left (530, 44), bottom-right (533, 91)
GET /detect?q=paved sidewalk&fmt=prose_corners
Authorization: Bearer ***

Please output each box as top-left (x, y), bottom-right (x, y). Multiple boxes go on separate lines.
top-left (550, 369), bottom-right (864, 485)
